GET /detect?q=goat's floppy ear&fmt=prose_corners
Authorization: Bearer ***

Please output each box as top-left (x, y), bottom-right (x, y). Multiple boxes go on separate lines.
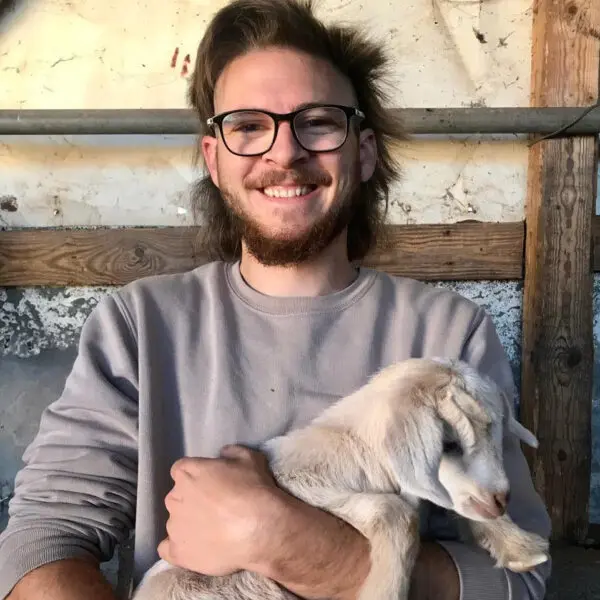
top-left (501, 391), bottom-right (539, 448)
top-left (384, 403), bottom-right (453, 509)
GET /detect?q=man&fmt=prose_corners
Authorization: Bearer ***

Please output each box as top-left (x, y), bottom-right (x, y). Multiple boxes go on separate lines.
top-left (0, 1), bottom-right (551, 599)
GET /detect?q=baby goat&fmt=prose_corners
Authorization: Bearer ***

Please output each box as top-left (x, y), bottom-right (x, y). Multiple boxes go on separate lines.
top-left (132, 357), bottom-right (549, 600)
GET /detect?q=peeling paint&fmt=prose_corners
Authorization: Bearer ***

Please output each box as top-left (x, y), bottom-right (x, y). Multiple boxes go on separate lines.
top-left (0, 195), bottom-right (18, 212)
top-left (0, 280), bottom-right (522, 359)
top-left (436, 279), bottom-right (522, 371)
top-left (0, 286), bottom-right (112, 357)
top-left (388, 136), bottom-right (530, 224)
top-left (0, 135), bottom-right (199, 227)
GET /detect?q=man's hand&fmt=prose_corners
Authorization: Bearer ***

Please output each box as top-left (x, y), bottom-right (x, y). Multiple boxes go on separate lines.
top-left (157, 445), bottom-right (460, 600)
top-left (158, 445), bottom-right (371, 600)
top-left (157, 444), bottom-right (282, 575)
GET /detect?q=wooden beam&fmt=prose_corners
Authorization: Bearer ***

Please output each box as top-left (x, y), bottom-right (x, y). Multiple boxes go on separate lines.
top-left (0, 222), bottom-right (525, 287)
top-left (0, 226), bottom-right (208, 287)
top-left (3, 216), bottom-right (600, 286)
top-left (520, 0), bottom-right (599, 543)
top-left (365, 222), bottom-right (524, 281)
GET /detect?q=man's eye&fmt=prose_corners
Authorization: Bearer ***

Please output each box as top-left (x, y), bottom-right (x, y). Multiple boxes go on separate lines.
top-left (443, 441), bottom-right (463, 455)
top-left (234, 123), bottom-right (264, 132)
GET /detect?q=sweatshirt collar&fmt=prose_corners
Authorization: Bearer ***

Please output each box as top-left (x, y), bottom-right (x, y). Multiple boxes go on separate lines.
top-left (225, 260), bottom-right (377, 315)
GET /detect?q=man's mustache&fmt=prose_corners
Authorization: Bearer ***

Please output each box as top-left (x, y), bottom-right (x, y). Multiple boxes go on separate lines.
top-left (246, 169), bottom-right (332, 189)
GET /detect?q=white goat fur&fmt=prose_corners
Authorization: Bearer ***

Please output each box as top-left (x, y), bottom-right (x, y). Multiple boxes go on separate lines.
top-left (132, 357), bottom-right (549, 600)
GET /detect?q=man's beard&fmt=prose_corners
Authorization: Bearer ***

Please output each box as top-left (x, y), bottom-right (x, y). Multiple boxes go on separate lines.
top-left (219, 165), bottom-right (362, 267)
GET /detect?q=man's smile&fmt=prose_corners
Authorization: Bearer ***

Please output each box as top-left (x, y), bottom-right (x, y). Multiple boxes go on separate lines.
top-left (262, 185), bottom-right (317, 198)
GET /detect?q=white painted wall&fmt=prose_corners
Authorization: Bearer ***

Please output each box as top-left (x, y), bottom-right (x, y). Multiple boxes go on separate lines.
top-left (0, 0), bottom-right (533, 228)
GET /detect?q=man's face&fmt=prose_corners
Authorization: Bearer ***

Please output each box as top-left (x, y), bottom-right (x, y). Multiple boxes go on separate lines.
top-left (201, 47), bottom-right (377, 265)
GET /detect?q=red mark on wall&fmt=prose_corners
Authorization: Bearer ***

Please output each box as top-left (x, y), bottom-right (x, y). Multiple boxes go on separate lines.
top-left (170, 47), bottom-right (180, 68)
top-left (181, 53), bottom-right (191, 77)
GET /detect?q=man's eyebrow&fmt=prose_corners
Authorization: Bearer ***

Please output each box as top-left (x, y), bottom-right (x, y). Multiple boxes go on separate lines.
top-left (292, 101), bottom-right (334, 111)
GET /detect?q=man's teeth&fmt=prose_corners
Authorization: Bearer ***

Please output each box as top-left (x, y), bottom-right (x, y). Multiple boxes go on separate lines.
top-left (263, 186), bottom-right (313, 198)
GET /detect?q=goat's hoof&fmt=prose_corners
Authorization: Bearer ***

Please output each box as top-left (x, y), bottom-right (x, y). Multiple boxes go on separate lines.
top-left (506, 553), bottom-right (549, 572)
top-left (494, 532), bottom-right (550, 573)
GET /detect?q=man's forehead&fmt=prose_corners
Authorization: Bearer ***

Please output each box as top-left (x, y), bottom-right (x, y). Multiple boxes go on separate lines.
top-left (213, 47), bottom-right (357, 113)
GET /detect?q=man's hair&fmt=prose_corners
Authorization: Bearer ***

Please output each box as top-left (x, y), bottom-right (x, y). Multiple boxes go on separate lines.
top-left (187, 0), bottom-right (405, 262)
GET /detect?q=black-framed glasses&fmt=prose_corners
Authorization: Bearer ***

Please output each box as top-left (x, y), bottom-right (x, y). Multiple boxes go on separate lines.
top-left (206, 104), bottom-right (365, 157)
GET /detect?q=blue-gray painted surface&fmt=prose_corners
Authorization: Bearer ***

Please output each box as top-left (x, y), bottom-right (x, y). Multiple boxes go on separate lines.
top-left (0, 349), bottom-right (77, 532)
top-left (1, 277), bottom-right (599, 536)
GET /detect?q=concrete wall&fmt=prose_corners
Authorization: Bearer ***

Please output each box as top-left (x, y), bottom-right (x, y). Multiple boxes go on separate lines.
top-left (1, 0), bottom-right (599, 585)
top-left (1, 0), bottom-right (534, 227)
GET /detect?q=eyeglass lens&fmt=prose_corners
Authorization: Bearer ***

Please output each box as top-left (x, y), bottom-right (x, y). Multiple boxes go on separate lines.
top-left (220, 106), bottom-right (349, 155)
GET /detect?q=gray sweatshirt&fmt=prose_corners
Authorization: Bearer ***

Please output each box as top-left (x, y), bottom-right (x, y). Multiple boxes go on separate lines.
top-left (0, 261), bottom-right (551, 600)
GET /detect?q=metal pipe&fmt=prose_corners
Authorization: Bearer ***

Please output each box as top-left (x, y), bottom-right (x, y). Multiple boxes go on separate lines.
top-left (0, 106), bottom-right (599, 136)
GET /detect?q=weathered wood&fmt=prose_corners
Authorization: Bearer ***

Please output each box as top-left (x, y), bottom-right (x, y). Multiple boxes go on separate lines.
top-left (0, 226), bottom-right (207, 287)
top-left (520, 0), bottom-right (599, 543)
top-left (365, 222), bottom-right (524, 280)
top-left (0, 222), bottom-right (525, 287)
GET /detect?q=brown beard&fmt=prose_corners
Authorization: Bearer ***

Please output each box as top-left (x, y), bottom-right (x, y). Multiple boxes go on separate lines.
top-left (219, 162), bottom-right (362, 266)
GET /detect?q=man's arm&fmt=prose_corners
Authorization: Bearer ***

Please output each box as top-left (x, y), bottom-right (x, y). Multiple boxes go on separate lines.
top-left (0, 293), bottom-right (139, 600)
top-left (252, 495), bottom-right (460, 600)
top-left (158, 445), bottom-right (460, 600)
top-left (7, 559), bottom-right (117, 600)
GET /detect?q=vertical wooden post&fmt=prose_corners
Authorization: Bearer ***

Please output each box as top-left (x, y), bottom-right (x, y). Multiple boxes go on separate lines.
top-left (520, 0), bottom-right (599, 542)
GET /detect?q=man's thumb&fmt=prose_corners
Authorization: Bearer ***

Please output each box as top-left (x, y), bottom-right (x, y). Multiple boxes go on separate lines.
top-left (157, 537), bottom-right (172, 562)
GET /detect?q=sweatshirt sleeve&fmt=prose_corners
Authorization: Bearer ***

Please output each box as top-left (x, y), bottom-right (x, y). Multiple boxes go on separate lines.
top-left (0, 292), bottom-right (139, 600)
top-left (436, 305), bottom-right (552, 600)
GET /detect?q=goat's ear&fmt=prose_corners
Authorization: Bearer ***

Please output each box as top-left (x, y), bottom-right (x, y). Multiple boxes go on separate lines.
top-left (501, 391), bottom-right (539, 448)
top-left (384, 403), bottom-right (453, 509)
top-left (508, 418), bottom-right (539, 448)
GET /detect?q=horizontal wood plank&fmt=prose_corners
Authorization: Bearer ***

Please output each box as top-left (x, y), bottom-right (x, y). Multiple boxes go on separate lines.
top-left (0, 222), bottom-right (526, 287)
top-left (2, 215), bottom-right (600, 287)
top-left (0, 226), bottom-right (207, 287)
top-left (364, 222), bottom-right (524, 280)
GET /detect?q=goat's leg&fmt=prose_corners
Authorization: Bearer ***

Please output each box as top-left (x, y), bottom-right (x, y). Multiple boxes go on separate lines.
top-left (326, 493), bottom-right (420, 600)
top-left (464, 514), bottom-right (549, 573)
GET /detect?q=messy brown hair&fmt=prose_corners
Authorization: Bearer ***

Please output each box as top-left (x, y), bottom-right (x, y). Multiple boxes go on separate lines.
top-left (187, 0), bottom-right (405, 262)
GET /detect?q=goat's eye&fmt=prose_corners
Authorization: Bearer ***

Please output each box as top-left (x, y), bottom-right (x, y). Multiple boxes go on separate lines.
top-left (443, 441), bottom-right (463, 455)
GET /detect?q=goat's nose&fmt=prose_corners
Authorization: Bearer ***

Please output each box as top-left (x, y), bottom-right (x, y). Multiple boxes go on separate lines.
top-left (494, 492), bottom-right (510, 514)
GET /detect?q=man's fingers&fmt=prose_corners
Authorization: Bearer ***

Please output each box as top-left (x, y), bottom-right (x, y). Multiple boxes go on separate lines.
top-left (164, 489), bottom-right (182, 511)
top-left (219, 444), bottom-right (251, 459)
top-left (170, 456), bottom-right (210, 479)
top-left (170, 458), bottom-right (189, 479)
top-left (220, 444), bottom-right (268, 467)
top-left (157, 537), bottom-right (171, 562)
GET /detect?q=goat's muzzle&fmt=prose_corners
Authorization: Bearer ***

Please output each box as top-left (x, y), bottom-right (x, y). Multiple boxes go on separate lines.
top-left (468, 491), bottom-right (509, 519)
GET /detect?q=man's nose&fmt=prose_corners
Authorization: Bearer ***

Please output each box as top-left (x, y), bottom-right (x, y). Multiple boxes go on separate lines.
top-left (262, 122), bottom-right (309, 167)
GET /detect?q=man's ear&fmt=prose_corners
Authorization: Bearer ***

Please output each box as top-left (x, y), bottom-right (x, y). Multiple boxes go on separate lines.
top-left (201, 134), bottom-right (220, 188)
top-left (358, 127), bottom-right (377, 182)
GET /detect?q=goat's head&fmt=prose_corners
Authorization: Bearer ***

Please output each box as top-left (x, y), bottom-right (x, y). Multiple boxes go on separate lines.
top-left (377, 358), bottom-right (538, 521)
